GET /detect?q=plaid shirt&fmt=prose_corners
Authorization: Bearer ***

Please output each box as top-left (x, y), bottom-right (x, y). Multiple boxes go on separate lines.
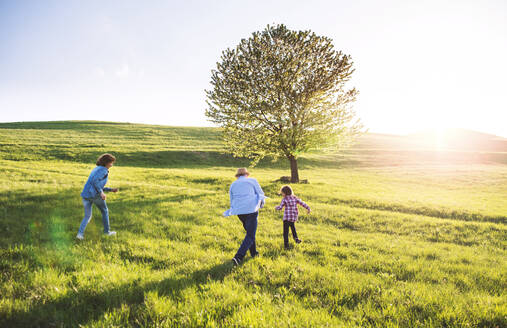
top-left (275, 195), bottom-right (310, 222)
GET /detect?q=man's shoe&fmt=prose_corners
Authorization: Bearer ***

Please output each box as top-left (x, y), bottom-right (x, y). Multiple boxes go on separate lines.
top-left (251, 252), bottom-right (259, 258)
top-left (295, 238), bottom-right (302, 244)
top-left (76, 233), bottom-right (84, 240)
top-left (232, 257), bottom-right (241, 266)
top-left (104, 231), bottom-right (117, 236)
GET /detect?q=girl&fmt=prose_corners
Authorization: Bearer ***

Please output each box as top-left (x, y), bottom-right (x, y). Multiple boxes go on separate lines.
top-left (275, 185), bottom-right (310, 249)
top-left (76, 153), bottom-right (118, 240)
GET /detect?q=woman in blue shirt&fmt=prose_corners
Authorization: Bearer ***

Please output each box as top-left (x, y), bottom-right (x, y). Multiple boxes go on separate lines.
top-left (76, 153), bottom-right (118, 240)
top-left (223, 168), bottom-right (266, 265)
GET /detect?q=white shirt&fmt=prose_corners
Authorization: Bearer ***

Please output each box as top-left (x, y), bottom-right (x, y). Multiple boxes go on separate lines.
top-left (223, 176), bottom-right (267, 216)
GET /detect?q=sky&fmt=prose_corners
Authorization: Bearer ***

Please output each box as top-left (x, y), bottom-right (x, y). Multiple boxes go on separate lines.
top-left (1, 0), bottom-right (506, 137)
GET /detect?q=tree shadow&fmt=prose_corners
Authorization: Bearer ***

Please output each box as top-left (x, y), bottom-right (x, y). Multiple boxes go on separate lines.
top-left (75, 150), bottom-right (365, 169)
top-left (70, 150), bottom-right (259, 168)
top-left (3, 145), bottom-right (363, 169)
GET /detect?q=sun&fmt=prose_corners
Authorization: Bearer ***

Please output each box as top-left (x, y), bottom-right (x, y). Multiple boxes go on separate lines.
top-left (433, 127), bottom-right (447, 150)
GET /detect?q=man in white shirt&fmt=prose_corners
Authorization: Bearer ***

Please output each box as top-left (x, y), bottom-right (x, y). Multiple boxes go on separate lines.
top-left (223, 168), bottom-right (266, 265)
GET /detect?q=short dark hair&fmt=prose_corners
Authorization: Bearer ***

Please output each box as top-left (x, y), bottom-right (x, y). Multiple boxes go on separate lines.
top-left (280, 185), bottom-right (293, 196)
top-left (96, 153), bottom-right (116, 166)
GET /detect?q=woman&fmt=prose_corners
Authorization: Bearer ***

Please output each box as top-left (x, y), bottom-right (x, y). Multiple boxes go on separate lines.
top-left (223, 168), bottom-right (266, 265)
top-left (77, 153), bottom-right (119, 240)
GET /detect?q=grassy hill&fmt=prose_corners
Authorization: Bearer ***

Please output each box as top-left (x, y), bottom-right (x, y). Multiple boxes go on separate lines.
top-left (0, 121), bottom-right (506, 327)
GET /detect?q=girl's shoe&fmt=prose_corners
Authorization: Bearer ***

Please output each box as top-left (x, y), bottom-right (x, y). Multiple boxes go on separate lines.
top-left (295, 238), bottom-right (302, 244)
top-left (104, 231), bottom-right (117, 236)
top-left (76, 233), bottom-right (84, 240)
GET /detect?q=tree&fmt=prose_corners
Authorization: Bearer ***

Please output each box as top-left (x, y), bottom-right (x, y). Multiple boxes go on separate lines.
top-left (205, 24), bottom-right (363, 182)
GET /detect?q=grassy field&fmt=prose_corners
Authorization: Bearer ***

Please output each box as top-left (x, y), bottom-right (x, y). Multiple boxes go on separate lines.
top-left (0, 121), bottom-right (506, 327)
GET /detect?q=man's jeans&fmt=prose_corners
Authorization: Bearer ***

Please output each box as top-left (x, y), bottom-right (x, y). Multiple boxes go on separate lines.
top-left (78, 196), bottom-right (110, 235)
top-left (235, 212), bottom-right (258, 260)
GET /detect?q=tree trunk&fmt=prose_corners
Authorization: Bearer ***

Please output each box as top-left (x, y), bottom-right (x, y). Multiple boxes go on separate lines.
top-left (289, 156), bottom-right (299, 183)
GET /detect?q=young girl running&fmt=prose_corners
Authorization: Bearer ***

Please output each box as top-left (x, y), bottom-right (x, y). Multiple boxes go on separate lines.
top-left (275, 185), bottom-right (310, 249)
top-left (76, 153), bottom-right (118, 240)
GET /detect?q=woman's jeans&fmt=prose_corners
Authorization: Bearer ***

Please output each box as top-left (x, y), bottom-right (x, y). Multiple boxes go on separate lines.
top-left (78, 196), bottom-right (110, 235)
top-left (235, 212), bottom-right (258, 260)
top-left (283, 220), bottom-right (298, 246)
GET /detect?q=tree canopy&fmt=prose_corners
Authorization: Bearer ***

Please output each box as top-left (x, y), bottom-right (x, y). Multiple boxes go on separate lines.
top-left (206, 24), bottom-right (363, 182)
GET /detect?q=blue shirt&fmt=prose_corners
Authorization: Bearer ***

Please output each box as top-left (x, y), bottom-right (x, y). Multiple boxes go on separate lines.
top-left (81, 166), bottom-right (112, 199)
top-left (223, 176), bottom-right (267, 216)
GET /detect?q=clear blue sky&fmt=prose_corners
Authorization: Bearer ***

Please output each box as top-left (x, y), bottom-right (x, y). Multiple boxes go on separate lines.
top-left (1, 0), bottom-right (506, 137)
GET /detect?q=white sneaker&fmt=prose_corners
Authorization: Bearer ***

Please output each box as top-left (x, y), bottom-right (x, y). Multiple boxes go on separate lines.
top-left (104, 231), bottom-right (117, 236)
top-left (76, 233), bottom-right (84, 240)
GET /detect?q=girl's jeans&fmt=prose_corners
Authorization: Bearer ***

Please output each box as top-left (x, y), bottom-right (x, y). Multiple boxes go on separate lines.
top-left (78, 196), bottom-right (110, 235)
top-left (283, 220), bottom-right (298, 246)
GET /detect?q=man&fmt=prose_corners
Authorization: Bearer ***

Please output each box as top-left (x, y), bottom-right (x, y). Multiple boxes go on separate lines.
top-left (223, 168), bottom-right (266, 265)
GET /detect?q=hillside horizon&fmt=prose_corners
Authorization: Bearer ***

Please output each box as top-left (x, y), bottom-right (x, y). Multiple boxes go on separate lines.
top-left (2, 120), bottom-right (505, 155)
top-left (1, 119), bottom-right (506, 140)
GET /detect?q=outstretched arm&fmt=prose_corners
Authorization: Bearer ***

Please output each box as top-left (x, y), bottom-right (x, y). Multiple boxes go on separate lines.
top-left (297, 198), bottom-right (311, 213)
top-left (275, 199), bottom-right (285, 210)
